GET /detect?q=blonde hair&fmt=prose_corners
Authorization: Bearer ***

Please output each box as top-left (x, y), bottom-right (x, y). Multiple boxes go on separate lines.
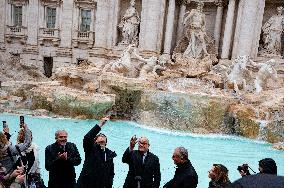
top-left (0, 132), bottom-right (8, 145)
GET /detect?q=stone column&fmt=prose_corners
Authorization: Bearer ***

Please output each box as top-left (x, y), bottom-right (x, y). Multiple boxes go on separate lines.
top-left (27, 0), bottom-right (39, 45)
top-left (94, 0), bottom-right (110, 48)
top-left (110, 0), bottom-right (120, 46)
top-left (176, 4), bottom-right (186, 42)
top-left (221, 0), bottom-right (236, 59)
top-left (0, 0), bottom-right (5, 43)
top-left (231, 0), bottom-right (265, 59)
top-left (163, 0), bottom-right (176, 54)
top-left (60, 0), bottom-right (73, 48)
top-left (213, 1), bottom-right (224, 52)
top-left (139, 0), bottom-right (166, 52)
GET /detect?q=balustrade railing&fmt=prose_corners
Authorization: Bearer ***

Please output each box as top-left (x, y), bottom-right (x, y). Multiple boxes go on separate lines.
top-left (6, 26), bottom-right (27, 36)
top-left (39, 28), bottom-right (59, 38)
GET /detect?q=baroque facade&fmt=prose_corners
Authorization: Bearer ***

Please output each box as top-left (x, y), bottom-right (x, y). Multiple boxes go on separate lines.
top-left (0, 0), bottom-right (283, 77)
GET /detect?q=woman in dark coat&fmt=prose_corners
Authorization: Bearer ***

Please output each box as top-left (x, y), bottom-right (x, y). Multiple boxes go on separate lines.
top-left (208, 164), bottom-right (231, 188)
top-left (77, 117), bottom-right (116, 188)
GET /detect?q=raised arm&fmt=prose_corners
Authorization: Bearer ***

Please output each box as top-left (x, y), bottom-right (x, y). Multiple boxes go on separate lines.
top-left (9, 126), bottom-right (32, 155)
top-left (83, 117), bottom-right (109, 154)
top-left (122, 135), bottom-right (137, 164)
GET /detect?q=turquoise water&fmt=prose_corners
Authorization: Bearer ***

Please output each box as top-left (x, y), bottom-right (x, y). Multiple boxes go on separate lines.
top-left (1, 113), bottom-right (283, 188)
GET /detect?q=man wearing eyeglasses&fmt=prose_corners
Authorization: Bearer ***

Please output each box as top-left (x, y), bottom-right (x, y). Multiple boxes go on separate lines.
top-left (45, 130), bottom-right (81, 188)
top-left (77, 117), bottom-right (117, 188)
top-left (122, 135), bottom-right (161, 188)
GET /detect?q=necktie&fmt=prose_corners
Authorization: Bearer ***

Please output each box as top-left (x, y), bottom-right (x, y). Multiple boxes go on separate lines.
top-left (142, 155), bottom-right (145, 164)
top-left (101, 149), bottom-right (106, 161)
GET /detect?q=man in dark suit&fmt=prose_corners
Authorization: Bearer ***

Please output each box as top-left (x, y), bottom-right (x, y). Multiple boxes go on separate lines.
top-left (45, 130), bottom-right (81, 188)
top-left (163, 147), bottom-right (198, 188)
top-left (77, 117), bottom-right (117, 188)
top-left (122, 135), bottom-right (161, 188)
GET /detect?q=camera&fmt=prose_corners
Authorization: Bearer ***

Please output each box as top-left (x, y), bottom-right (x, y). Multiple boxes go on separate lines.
top-left (19, 116), bottom-right (24, 128)
top-left (237, 164), bottom-right (251, 175)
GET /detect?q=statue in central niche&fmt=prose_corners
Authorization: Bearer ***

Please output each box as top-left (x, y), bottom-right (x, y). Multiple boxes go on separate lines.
top-left (182, 1), bottom-right (209, 59)
top-left (261, 6), bottom-right (284, 56)
top-left (171, 2), bottom-right (217, 77)
top-left (118, 0), bottom-right (140, 46)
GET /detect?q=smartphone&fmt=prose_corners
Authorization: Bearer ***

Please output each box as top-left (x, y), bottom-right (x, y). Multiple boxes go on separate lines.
top-left (19, 116), bottom-right (24, 128)
top-left (2, 121), bottom-right (8, 129)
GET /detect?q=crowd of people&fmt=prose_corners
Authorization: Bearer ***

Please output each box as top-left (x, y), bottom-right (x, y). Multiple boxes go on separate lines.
top-left (0, 116), bottom-right (283, 188)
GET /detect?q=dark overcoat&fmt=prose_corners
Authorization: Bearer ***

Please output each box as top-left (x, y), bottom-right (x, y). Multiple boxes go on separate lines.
top-left (45, 142), bottom-right (81, 188)
top-left (122, 147), bottom-right (161, 188)
top-left (229, 174), bottom-right (284, 188)
top-left (163, 160), bottom-right (198, 188)
top-left (77, 125), bottom-right (116, 188)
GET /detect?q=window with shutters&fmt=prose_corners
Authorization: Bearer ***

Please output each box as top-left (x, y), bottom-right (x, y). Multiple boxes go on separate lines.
top-left (13, 5), bottom-right (22, 26)
top-left (46, 7), bottom-right (56, 28)
top-left (80, 9), bottom-right (91, 32)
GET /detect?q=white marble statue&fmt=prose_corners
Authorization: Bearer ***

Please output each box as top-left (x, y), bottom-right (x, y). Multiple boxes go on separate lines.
top-left (133, 49), bottom-right (166, 79)
top-left (183, 2), bottom-right (209, 59)
top-left (261, 6), bottom-right (284, 56)
top-left (118, 0), bottom-right (140, 46)
top-left (102, 44), bottom-right (136, 76)
top-left (225, 55), bottom-right (252, 92)
top-left (250, 59), bottom-right (278, 93)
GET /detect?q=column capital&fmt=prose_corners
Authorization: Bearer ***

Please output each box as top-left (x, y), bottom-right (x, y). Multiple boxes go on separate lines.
top-left (214, 0), bottom-right (225, 7)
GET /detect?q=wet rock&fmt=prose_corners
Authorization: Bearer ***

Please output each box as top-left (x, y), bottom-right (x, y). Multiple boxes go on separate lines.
top-left (134, 90), bottom-right (235, 133)
top-left (272, 142), bottom-right (284, 150)
top-left (31, 85), bottom-right (116, 119)
top-left (33, 109), bottom-right (50, 116)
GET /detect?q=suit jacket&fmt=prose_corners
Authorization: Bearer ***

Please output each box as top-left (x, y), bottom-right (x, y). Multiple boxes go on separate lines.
top-left (77, 125), bottom-right (116, 188)
top-left (122, 147), bottom-right (161, 188)
top-left (45, 142), bottom-right (81, 188)
top-left (164, 160), bottom-right (198, 188)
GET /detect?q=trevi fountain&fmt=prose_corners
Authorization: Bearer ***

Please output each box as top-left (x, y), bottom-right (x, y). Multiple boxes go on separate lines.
top-left (0, 0), bottom-right (284, 151)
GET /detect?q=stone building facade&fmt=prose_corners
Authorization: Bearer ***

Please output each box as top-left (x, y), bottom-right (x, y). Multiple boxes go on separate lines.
top-left (0, 0), bottom-right (283, 77)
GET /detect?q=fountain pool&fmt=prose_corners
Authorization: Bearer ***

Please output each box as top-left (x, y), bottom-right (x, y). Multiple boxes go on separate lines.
top-left (1, 113), bottom-right (283, 188)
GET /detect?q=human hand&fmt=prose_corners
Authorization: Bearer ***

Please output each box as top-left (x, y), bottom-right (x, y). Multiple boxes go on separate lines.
top-left (14, 174), bottom-right (25, 183)
top-left (10, 168), bottom-right (23, 179)
top-left (98, 117), bottom-right (109, 128)
top-left (58, 152), bottom-right (67, 160)
top-left (21, 123), bottom-right (28, 130)
top-left (130, 135), bottom-right (137, 150)
top-left (3, 127), bottom-right (9, 133)
top-left (239, 170), bottom-right (247, 177)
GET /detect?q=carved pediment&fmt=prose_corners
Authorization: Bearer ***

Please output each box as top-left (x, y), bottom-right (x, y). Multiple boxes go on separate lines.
top-left (40, 0), bottom-right (62, 6)
top-left (74, 0), bottom-right (96, 8)
top-left (8, 0), bottom-right (29, 5)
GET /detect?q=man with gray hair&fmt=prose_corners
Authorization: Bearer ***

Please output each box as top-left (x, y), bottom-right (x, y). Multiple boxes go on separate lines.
top-left (163, 147), bottom-right (198, 188)
top-left (45, 130), bottom-right (81, 188)
top-left (123, 135), bottom-right (161, 188)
